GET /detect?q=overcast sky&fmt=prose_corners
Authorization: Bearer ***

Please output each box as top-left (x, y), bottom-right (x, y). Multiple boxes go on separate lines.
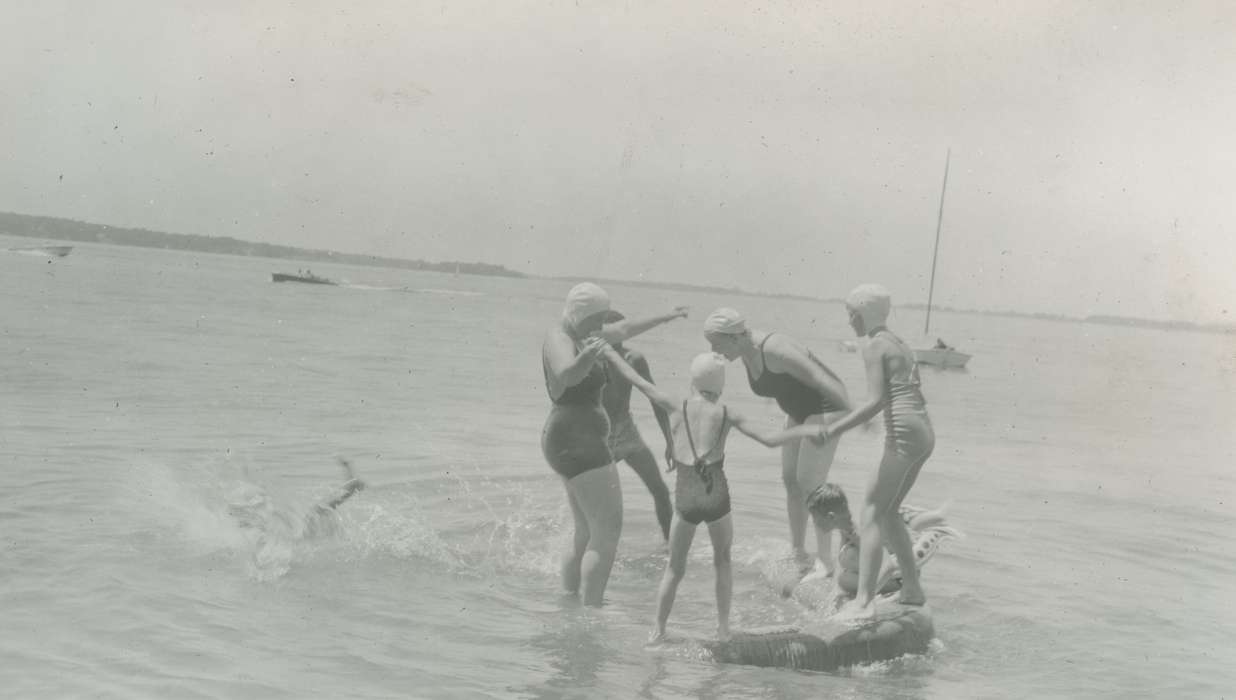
top-left (3, 1), bottom-right (1233, 323)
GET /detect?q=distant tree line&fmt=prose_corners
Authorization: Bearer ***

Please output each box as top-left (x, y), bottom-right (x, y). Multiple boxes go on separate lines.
top-left (0, 211), bottom-right (525, 278)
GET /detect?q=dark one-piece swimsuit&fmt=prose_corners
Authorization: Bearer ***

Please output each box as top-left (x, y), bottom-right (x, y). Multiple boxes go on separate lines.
top-left (670, 401), bottom-right (731, 525)
top-left (541, 356), bottom-right (612, 479)
top-left (746, 333), bottom-right (846, 423)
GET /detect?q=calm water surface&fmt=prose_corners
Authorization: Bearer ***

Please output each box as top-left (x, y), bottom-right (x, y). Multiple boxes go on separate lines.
top-left (2, 239), bottom-right (1233, 698)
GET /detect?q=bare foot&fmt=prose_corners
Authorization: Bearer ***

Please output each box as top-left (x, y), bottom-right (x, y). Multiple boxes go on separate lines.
top-left (647, 627), bottom-right (667, 645)
top-left (717, 625), bottom-right (731, 642)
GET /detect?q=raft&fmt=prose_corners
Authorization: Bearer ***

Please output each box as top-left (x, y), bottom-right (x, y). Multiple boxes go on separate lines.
top-left (704, 601), bottom-right (933, 672)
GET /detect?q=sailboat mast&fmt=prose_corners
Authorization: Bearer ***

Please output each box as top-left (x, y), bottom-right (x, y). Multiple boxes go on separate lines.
top-left (924, 148), bottom-right (951, 337)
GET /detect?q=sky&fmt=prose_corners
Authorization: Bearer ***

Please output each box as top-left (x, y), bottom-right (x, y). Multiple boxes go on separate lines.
top-left (3, 0), bottom-right (1234, 323)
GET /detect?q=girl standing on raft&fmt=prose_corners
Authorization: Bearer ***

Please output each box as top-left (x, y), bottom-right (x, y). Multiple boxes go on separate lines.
top-left (821, 284), bottom-right (936, 617)
top-left (541, 283), bottom-right (686, 606)
top-left (604, 350), bottom-right (826, 641)
top-left (702, 308), bottom-right (851, 578)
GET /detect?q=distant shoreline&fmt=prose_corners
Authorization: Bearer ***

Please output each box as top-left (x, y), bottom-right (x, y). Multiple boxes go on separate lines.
top-left (4, 210), bottom-right (1232, 335)
top-left (0, 211), bottom-right (525, 279)
top-left (548, 276), bottom-right (1235, 335)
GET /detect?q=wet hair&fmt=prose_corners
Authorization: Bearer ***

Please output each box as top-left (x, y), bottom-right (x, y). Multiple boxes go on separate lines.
top-left (806, 483), bottom-right (850, 526)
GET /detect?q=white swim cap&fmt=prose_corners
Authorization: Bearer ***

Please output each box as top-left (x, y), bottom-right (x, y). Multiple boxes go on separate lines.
top-left (845, 284), bottom-right (891, 329)
top-left (562, 282), bottom-right (611, 328)
top-left (702, 307), bottom-right (747, 336)
top-left (689, 352), bottom-right (727, 395)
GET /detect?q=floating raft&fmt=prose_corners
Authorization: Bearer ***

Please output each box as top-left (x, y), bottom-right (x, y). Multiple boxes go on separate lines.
top-left (703, 601), bottom-right (933, 672)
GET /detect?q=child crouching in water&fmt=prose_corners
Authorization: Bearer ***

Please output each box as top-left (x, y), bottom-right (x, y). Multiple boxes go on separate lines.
top-left (806, 483), bottom-right (955, 608)
top-left (605, 349), bottom-right (827, 641)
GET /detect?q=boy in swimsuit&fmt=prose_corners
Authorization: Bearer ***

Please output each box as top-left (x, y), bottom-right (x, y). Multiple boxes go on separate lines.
top-left (604, 350), bottom-right (826, 641)
top-left (805, 483), bottom-right (953, 608)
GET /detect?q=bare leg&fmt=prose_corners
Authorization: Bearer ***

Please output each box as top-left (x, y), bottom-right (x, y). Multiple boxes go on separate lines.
top-left (780, 426), bottom-right (810, 569)
top-left (621, 447), bottom-right (673, 541)
top-left (852, 441), bottom-right (932, 611)
top-left (560, 481), bottom-right (589, 596)
top-left (566, 464), bottom-right (624, 607)
top-left (887, 423), bottom-right (934, 605)
top-left (795, 412), bottom-right (844, 576)
top-left (706, 514), bottom-right (734, 640)
top-left (652, 514), bottom-right (697, 640)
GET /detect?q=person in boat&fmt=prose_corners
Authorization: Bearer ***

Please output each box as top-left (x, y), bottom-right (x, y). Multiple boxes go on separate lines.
top-left (604, 350), bottom-right (828, 641)
top-left (806, 482), bottom-right (952, 607)
top-left (702, 308), bottom-right (851, 580)
top-left (933, 338), bottom-right (953, 350)
top-left (819, 284), bottom-right (936, 618)
top-left (540, 283), bottom-right (688, 606)
top-left (600, 310), bottom-right (676, 541)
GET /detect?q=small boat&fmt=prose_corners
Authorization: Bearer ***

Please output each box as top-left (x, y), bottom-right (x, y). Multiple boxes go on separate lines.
top-left (9, 245), bottom-right (73, 258)
top-left (914, 149), bottom-right (971, 369)
top-left (912, 346), bottom-right (972, 369)
top-left (271, 271), bottom-right (336, 285)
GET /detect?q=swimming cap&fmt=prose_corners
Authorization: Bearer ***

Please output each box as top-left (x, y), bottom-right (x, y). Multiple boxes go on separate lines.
top-left (845, 284), bottom-right (891, 330)
top-left (703, 307), bottom-right (747, 336)
top-left (563, 283), bottom-right (611, 328)
top-left (689, 352), bottom-right (727, 395)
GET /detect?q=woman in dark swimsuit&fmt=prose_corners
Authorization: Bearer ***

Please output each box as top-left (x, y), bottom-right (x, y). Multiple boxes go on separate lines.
top-left (703, 308), bottom-right (851, 579)
top-left (541, 284), bottom-right (687, 606)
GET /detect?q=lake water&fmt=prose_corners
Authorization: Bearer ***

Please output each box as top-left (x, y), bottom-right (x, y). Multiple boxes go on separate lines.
top-left (2, 238), bottom-right (1233, 698)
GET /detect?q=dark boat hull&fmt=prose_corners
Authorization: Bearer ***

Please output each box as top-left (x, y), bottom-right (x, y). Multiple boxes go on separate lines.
top-left (271, 273), bottom-right (335, 285)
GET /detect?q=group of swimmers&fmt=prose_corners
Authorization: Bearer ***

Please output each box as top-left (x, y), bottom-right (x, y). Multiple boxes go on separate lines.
top-left (541, 282), bottom-right (936, 639)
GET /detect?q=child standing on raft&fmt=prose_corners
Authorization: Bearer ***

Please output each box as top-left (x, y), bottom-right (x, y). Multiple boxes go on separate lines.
top-left (817, 284), bottom-right (936, 619)
top-left (604, 350), bottom-right (826, 641)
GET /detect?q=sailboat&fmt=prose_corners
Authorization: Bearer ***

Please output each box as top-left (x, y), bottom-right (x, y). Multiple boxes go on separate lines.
top-left (913, 149), bottom-right (972, 369)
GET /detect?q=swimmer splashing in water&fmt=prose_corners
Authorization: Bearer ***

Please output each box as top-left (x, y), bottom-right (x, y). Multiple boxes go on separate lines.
top-left (605, 350), bottom-right (828, 642)
top-left (227, 458), bottom-right (366, 575)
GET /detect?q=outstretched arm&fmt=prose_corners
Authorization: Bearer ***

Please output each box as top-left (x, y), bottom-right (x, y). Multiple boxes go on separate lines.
top-left (602, 347), bottom-right (677, 412)
top-left (730, 410), bottom-right (821, 448)
top-left (597, 306), bottom-right (689, 344)
top-left (822, 340), bottom-right (890, 440)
